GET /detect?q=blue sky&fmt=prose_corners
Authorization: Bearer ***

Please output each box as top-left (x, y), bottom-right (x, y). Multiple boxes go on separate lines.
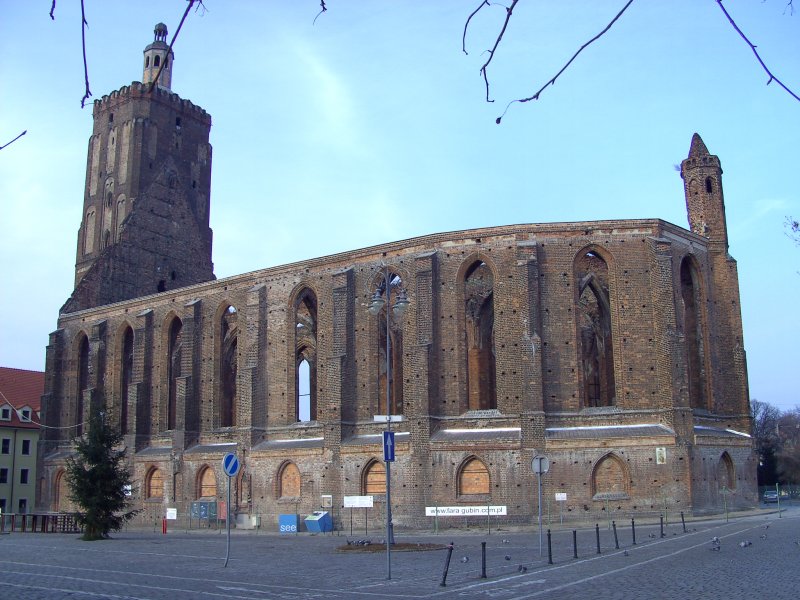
top-left (1, 1), bottom-right (798, 411)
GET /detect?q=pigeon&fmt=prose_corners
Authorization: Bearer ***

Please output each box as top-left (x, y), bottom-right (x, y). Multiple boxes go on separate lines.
top-left (648, 533), bottom-right (656, 539)
top-left (502, 539), bottom-right (511, 544)
top-left (504, 555), bottom-right (511, 561)
top-left (518, 565), bottom-right (527, 573)
top-left (710, 546), bottom-right (721, 552)
top-left (460, 556), bottom-right (469, 563)
top-left (763, 524), bottom-right (770, 530)
top-left (623, 550), bottom-right (629, 556)
top-left (760, 534), bottom-right (767, 540)
top-left (738, 540), bottom-right (752, 548)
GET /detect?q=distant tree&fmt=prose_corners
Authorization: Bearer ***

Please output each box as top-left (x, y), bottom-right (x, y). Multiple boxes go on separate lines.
top-left (66, 412), bottom-right (137, 540)
top-left (776, 409), bottom-right (800, 485)
top-left (751, 399), bottom-right (781, 486)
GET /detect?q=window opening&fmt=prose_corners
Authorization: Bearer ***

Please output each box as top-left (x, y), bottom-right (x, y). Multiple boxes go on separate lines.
top-left (576, 251), bottom-right (615, 407)
top-left (147, 468), bottom-right (164, 499)
top-left (279, 462), bottom-right (301, 498)
top-left (295, 290), bottom-right (317, 422)
top-left (364, 461), bottom-right (386, 495)
top-left (77, 334), bottom-right (89, 435)
top-left (219, 305), bottom-right (238, 428)
top-left (21, 439), bottom-right (31, 455)
top-left (459, 457), bottom-right (490, 495)
top-left (167, 318), bottom-right (183, 431)
top-left (464, 262), bottom-right (496, 410)
top-left (120, 327), bottom-right (133, 434)
top-left (198, 467), bottom-right (216, 499)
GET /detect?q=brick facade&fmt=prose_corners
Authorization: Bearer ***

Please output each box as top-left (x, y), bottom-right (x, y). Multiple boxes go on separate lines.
top-left (38, 27), bottom-right (755, 528)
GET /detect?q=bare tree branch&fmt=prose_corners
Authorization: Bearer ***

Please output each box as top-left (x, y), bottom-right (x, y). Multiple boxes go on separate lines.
top-left (79, 0), bottom-right (91, 108)
top-left (313, 1), bottom-right (327, 25)
top-left (0, 130), bottom-right (27, 151)
top-left (716, 0), bottom-right (799, 103)
top-left (148, 0), bottom-right (202, 93)
top-left (478, 0), bottom-right (519, 103)
top-left (49, 0), bottom-right (56, 20)
top-left (496, 0), bottom-right (635, 123)
top-left (462, 1), bottom-right (490, 55)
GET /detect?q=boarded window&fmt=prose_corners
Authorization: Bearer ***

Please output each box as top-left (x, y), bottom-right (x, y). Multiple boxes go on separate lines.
top-left (592, 454), bottom-right (627, 498)
top-left (55, 470), bottom-right (74, 512)
top-left (364, 461), bottom-right (386, 495)
top-left (147, 468), bottom-right (164, 499)
top-left (198, 467), bottom-right (216, 499)
top-left (279, 462), bottom-right (301, 498)
top-left (459, 457), bottom-right (490, 495)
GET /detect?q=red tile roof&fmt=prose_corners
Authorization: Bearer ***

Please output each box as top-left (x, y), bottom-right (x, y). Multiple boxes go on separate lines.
top-left (0, 367), bottom-right (44, 429)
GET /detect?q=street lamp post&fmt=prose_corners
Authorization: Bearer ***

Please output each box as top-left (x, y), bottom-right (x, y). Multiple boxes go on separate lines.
top-left (367, 266), bottom-right (409, 581)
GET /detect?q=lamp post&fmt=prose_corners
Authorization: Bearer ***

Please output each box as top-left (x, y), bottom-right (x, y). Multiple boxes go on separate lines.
top-left (367, 266), bottom-right (409, 580)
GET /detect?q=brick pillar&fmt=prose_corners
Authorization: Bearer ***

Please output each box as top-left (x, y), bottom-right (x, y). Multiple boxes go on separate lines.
top-left (519, 241), bottom-right (545, 455)
top-left (88, 319), bottom-right (107, 415)
top-left (243, 284), bottom-right (267, 443)
top-left (179, 299), bottom-right (202, 447)
top-left (131, 308), bottom-right (153, 449)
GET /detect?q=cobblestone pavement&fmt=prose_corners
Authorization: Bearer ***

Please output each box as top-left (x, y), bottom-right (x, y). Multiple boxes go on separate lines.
top-left (1, 508), bottom-right (796, 600)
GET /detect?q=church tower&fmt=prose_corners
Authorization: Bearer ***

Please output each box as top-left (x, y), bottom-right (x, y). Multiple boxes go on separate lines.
top-left (64, 24), bottom-right (214, 313)
top-left (680, 133), bottom-right (728, 252)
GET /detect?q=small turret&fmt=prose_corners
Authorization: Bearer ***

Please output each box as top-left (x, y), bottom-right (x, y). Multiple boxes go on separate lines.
top-left (143, 22), bottom-right (174, 90)
top-left (680, 133), bottom-right (728, 251)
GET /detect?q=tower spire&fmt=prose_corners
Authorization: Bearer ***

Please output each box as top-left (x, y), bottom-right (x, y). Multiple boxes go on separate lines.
top-left (143, 22), bottom-right (173, 90)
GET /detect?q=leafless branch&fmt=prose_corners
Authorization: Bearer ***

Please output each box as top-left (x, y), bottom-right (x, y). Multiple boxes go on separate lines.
top-left (49, 0), bottom-right (56, 20)
top-left (496, 0), bottom-right (634, 123)
top-left (148, 0), bottom-right (202, 93)
top-left (0, 130), bottom-right (27, 151)
top-left (462, 1), bottom-right (490, 55)
top-left (477, 0), bottom-right (519, 103)
top-left (313, 1), bottom-right (327, 25)
top-left (79, 0), bottom-right (91, 108)
top-left (716, 0), bottom-right (799, 103)
top-left (787, 0), bottom-right (795, 16)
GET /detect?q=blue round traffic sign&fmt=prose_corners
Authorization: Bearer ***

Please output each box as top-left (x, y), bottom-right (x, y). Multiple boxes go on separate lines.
top-left (222, 452), bottom-right (240, 477)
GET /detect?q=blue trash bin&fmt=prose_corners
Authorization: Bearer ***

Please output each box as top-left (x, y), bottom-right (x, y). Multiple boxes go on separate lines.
top-left (304, 511), bottom-right (332, 533)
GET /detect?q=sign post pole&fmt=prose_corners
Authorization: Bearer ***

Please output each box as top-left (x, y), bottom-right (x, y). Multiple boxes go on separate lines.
top-left (222, 452), bottom-right (240, 568)
top-left (531, 455), bottom-right (550, 557)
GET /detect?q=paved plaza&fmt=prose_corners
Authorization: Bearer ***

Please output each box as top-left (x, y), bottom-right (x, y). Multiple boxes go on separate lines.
top-left (1, 508), bottom-right (797, 599)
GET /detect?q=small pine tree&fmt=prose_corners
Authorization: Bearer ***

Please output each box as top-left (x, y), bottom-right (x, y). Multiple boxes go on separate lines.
top-left (66, 411), bottom-right (137, 540)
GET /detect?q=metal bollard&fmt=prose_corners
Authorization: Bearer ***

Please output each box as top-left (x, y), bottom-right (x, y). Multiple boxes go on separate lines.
top-left (681, 511), bottom-right (686, 533)
top-left (595, 523), bottom-right (601, 554)
top-left (573, 530), bottom-right (578, 559)
top-left (547, 529), bottom-right (553, 564)
top-left (440, 542), bottom-right (454, 587)
top-left (631, 518), bottom-right (636, 545)
top-left (660, 516), bottom-right (665, 538)
top-left (481, 541), bottom-right (487, 579)
top-left (612, 520), bottom-right (619, 549)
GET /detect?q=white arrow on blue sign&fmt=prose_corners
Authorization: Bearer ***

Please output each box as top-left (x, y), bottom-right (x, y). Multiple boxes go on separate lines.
top-left (383, 431), bottom-right (395, 462)
top-left (222, 452), bottom-right (240, 478)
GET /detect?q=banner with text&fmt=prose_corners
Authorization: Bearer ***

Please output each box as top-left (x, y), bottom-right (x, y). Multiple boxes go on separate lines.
top-left (425, 505), bottom-right (507, 517)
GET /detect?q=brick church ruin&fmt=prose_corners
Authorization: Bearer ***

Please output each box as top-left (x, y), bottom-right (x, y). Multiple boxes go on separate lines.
top-left (38, 25), bottom-right (756, 526)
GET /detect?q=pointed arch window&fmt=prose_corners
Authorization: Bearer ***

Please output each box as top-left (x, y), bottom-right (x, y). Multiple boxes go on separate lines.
top-left (197, 466), bottom-right (216, 499)
top-left (363, 460), bottom-right (386, 495)
top-left (154, 55), bottom-right (161, 68)
top-left (146, 467), bottom-right (164, 499)
top-left (219, 305), bottom-right (238, 428)
top-left (279, 462), bottom-right (301, 498)
top-left (575, 251), bottom-right (616, 408)
top-left (718, 452), bottom-right (735, 490)
top-left (167, 317), bottom-right (183, 431)
top-left (680, 257), bottom-right (707, 410)
top-left (295, 289), bottom-right (317, 422)
top-left (120, 326), bottom-right (134, 434)
top-left (591, 453), bottom-right (628, 499)
top-left (464, 261), bottom-right (496, 410)
top-left (84, 209), bottom-right (96, 255)
top-left (76, 334), bottom-right (90, 436)
top-left (458, 457), bottom-right (490, 496)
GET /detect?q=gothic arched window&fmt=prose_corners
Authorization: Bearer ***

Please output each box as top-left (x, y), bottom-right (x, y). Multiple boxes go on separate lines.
top-left (680, 257), bottom-right (707, 410)
top-left (219, 305), bottom-right (238, 428)
top-left (464, 261), bottom-right (496, 410)
top-left (575, 250), bottom-right (616, 408)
